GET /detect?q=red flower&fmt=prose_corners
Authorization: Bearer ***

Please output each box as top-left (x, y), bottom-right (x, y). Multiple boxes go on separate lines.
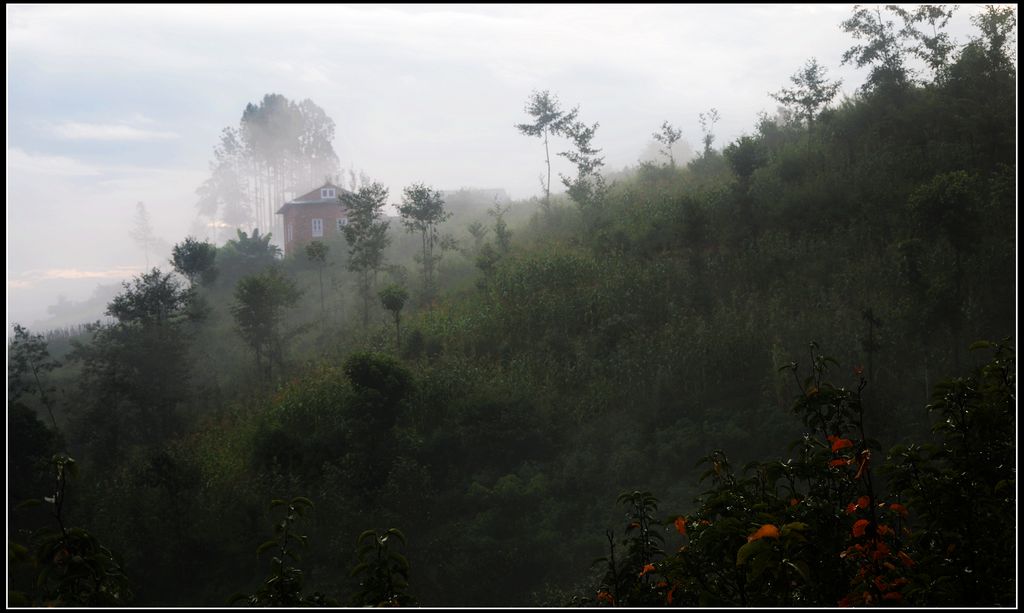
top-left (831, 438), bottom-right (854, 452)
top-left (852, 519), bottom-right (870, 538)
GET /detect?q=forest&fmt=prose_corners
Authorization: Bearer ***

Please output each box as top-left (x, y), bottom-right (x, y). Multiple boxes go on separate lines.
top-left (7, 5), bottom-right (1017, 607)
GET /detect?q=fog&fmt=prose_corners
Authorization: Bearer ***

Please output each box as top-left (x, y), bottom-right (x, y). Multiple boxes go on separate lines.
top-left (6, 4), bottom-right (990, 331)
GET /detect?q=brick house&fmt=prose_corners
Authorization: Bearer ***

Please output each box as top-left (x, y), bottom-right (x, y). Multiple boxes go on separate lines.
top-left (276, 182), bottom-right (353, 257)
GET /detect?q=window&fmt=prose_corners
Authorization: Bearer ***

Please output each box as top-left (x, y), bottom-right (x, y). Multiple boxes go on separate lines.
top-left (312, 218), bottom-right (323, 237)
top-left (321, 188), bottom-right (336, 199)
top-left (287, 223), bottom-right (294, 242)
top-left (336, 218), bottom-right (348, 232)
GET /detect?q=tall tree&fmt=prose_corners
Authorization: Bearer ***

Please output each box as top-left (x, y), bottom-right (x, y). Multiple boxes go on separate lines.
top-left (770, 58), bottom-right (842, 128)
top-left (231, 267), bottom-right (302, 382)
top-left (342, 182), bottom-right (392, 327)
top-left (378, 284), bottom-right (409, 353)
top-left (841, 5), bottom-right (914, 91)
top-left (698, 108), bottom-right (720, 157)
top-left (195, 127), bottom-right (251, 241)
top-left (171, 237), bottom-right (218, 288)
top-left (516, 90), bottom-right (578, 213)
top-left (131, 202), bottom-right (157, 269)
top-left (197, 94), bottom-right (340, 238)
top-left (652, 121), bottom-right (683, 167)
top-left (559, 117), bottom-right (606, 210)
top-left (69, 268), bottom-right (194, 464)
top-left (892, 5), bottom-right (958, 77)
top-left (399, 183), bottom-right (452, 299)
top-left (107, 268), bottom-right (192, 326)
top-left (8, 324), bottom-right (61, 431)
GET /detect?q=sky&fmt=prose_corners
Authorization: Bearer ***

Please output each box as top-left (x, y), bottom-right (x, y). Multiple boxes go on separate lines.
top-left (5, 3), bottom-right (1000, 330)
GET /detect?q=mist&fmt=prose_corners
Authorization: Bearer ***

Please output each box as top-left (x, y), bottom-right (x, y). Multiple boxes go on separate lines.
top-left (8, 4), bottom-right (992, 332)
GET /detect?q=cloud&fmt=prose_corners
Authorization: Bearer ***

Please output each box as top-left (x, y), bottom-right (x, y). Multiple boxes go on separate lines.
top-left (6, 147), bottom-right (101, 176)
top-left (47, 121), bottom-right (180, 141)
top-left (9, 266), bottom-right (145, 290)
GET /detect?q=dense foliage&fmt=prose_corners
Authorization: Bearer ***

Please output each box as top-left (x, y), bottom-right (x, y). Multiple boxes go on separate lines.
top-left (8, 7), bottom-right (1015, 607)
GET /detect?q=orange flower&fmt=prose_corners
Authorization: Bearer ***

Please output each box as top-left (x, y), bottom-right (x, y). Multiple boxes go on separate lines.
top-left (790, 498), bottom-right (799, 507)
top-left (639, 563), bottom-right (656, 577)
top-left (877, 524), bottom-right (894, 537)
top-left (898, 551), bottom-right (916, 567)
top-left (830, 458), bottom-right (851, 468)
top-left (856, 495), bottom-right (870, 510)
top-left (596, 590), bottom-right (615, 604)
top-left (852, 519), bottom-right (870, 538)
top-left (674, 516), bottom-right (687, 536)
top-left (883, 592), bottom-right (903, 602)
top-left (831, 438), bottom-right (854, 452)
top-left (666, 586), bottom-right (676, 605)
top-left (747, 524), bottom-right (780, 542)
top-left (889, 503), bottom-right (908, 518)
top-left (845, 502), bottom-right (857, 514)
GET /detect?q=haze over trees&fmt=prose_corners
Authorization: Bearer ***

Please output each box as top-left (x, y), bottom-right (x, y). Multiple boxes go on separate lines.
top-left (7, 5), bottom-right (1016, 608)
top-left (195, 94), bottom-right (341, 239)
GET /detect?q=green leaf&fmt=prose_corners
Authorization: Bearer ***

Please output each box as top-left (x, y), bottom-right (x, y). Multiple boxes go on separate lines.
top-left (389, 552), bottom-right (410, 570)
top-left (290, 496), bottom-right (314, 509)
top-left (15, 499), bottom-right (42, 510)
top-left (356, 529), bottom-right (377, 545)
top-left (385, 528), bottom-right (407, 545)
top-left (227, 592), bottom-right (251, 605)
top-left (781, 522), bottom-right (810, 537)
top-left (256, 540), bottom-right (278, 557)
top-left (969, 340), bottom-right (993, 350)
top-left (736, 539), bottom-right (768, 566)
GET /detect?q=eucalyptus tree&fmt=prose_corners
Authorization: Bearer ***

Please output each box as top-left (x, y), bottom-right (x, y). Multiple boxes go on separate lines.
top-left (342, 182), bottom-right (392, 326)
top-left (399, 183), bottom-right (452, 299)
top-left (231, 267), bottom-right (302, 382)
top-left (516, 90), bottom-right (578, 212)
top-left (698, 108), bottom-right (720, 157)
top-left (770, 58), bottom-right (842, 128)
top-left (559, 118), bottom-right (606, 210)
top-left (197, 94), bottom-right (340, 235)
top-left (652, 121), bottom-right (683, 166)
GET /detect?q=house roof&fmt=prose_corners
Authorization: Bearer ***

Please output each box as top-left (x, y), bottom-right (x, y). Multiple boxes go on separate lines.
top-left (276, 182), bottom-right (354, 215)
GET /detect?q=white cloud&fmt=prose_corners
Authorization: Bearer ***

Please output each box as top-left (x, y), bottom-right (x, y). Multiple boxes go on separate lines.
top-left (6, 147), bottom-right (101, 176)
top-left (48, 121), bottom-right (179, 141)
top-left (11, 266), bottom-right (144, 288)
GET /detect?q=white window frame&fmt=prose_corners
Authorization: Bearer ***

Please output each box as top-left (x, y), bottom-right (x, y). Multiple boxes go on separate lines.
top-left (336, 218), bottom-right (348, 232)
top-left (321, 188), bottom-right (336, 199)
top-left (287, 223), bottom-right (294, 242)
top-left (312, 218), bottom-right (323, 237)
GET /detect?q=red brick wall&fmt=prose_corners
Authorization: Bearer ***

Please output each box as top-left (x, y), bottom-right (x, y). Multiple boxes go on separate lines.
top-left (280, 203), bottom-right (348, 256)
